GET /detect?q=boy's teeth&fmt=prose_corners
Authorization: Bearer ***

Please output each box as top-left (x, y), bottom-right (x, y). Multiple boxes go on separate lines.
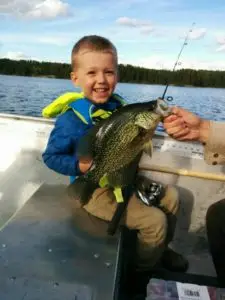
top-left (95, 88), bottom-right (106, 92)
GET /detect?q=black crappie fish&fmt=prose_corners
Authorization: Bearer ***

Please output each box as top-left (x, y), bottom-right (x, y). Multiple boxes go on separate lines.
top-left (67, 100), bottom-right (164, 205)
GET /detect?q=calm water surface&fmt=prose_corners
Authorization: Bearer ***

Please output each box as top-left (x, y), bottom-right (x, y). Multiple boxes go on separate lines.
top-left (0, 74), bottom-right (225, 121)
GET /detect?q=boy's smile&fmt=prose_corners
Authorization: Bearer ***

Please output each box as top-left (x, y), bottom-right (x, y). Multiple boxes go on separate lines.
top-left (71, 50), bottom-right (118, 104)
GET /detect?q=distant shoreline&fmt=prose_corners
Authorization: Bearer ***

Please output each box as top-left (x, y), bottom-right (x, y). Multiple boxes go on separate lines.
top-left (0, 73), bottom-right (195, 86)
top-left (1, 58), bottom-right (225, 88)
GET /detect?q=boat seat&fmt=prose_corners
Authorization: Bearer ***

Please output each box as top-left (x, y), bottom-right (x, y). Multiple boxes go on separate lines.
top-left (0, 183), bottom-right (125, 300)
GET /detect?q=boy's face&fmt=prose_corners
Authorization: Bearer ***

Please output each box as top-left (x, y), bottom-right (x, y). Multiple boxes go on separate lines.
top-left (71, 50), bottom-right (118, 104)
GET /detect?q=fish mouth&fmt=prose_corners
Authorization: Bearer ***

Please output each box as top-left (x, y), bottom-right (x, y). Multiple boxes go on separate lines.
top-left (155, 98), bottom-right (172, 117)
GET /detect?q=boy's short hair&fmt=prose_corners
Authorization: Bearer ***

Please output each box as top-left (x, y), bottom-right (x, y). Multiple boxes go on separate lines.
top-left (71, 35), bottom-right (118, 69)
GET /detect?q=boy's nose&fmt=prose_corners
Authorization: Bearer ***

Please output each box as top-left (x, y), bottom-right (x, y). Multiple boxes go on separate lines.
top-left (96, 72), bottom-right (106, 83)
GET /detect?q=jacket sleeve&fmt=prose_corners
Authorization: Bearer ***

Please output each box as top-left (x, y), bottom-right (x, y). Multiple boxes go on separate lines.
top-left (42, 110), bottom-right (89, 176)
top-left (204, 121), bottom-right (225, 165)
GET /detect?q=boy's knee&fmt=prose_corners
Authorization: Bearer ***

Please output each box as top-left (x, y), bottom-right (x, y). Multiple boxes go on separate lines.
top-left (160, 185), bottom-right (179, 214)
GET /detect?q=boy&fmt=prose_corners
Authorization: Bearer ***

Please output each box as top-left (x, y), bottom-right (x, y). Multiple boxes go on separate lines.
top-left (42, 35), bottom-right (188, 272)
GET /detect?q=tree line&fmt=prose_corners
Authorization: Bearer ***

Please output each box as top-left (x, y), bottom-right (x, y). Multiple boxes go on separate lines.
top-left (0, 58), bottom-right (225, 88)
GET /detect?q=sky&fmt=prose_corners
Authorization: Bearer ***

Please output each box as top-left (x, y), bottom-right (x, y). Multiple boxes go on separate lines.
top-left (1, 0), bottom-right (225, 71)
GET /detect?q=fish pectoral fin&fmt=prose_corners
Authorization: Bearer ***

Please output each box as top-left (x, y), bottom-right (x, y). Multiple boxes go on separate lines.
top-left (113, 187), bottom-right (124, 203)
top-left (76, 124), bottom-right (101, 159)
top-left (134, 114), bottom-right (150, 130)
top-left (77, 134), bottom-right (94, 159)
top-left (99, 174), bottom-right (109, 188)
top-left (143, 140), bottom-right (153, 157)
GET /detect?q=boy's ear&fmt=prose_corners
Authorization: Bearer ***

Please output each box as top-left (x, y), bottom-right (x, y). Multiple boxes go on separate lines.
top-left (70, 71), bottom-right (79, 86)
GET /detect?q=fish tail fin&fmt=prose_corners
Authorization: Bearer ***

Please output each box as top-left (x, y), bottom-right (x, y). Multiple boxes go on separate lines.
top-left (67, 176), bottom-right (97, 206)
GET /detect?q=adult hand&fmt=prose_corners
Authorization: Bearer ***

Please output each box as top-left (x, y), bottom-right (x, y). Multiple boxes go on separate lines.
top-left (163, 106), bottom-right (210, 143)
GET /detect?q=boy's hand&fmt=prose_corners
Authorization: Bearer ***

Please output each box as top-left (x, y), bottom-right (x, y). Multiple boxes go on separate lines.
top-left (163, 106), bottom-right (209, 142)
top-left (78, 157), bottom-right (93, 174)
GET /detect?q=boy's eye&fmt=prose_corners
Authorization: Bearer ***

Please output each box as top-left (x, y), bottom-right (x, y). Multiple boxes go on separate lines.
top-left (87, 71), bottom-right (95, 75)
top-left (106, 70), bottom-right (114, 74)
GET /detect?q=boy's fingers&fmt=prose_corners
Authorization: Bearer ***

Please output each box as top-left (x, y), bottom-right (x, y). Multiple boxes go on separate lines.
top-left (79, 156), bottom-right (92, 162)
top-left (79, 159), bottom-right (93, 174)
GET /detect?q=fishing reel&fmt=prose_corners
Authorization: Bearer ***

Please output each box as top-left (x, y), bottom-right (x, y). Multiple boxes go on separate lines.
top-left (135, 175), bottom-right (165, 207)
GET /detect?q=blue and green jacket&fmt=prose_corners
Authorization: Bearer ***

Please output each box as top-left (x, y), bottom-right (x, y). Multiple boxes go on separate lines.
top-left (42, 92), bottom-right (126, 183)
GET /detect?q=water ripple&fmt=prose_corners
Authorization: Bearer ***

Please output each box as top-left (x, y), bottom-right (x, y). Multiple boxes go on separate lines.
top-left (0, 75), bottom-right (225, 121)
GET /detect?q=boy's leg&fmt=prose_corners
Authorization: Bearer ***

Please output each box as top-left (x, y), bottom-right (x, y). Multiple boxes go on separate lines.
top-left (82, 186), bottom-right (187, 271)
top-left (159, 185), bottom-right (179, 245)
top-left (158, 185), bottom-right (189, 271)
top-left (135, 174), bottom-right (188, 271)
top-left (124, 191), bottom-right (168, 270)
top-left (66, 191), bottom-right (111, 238)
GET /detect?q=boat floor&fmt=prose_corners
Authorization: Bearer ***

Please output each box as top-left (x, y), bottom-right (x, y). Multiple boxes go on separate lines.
top-left (0, 182), bottom-right (123, 300)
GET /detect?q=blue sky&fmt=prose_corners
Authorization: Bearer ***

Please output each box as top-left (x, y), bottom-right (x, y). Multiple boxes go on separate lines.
top-left (1, 0), bottom-right (225, 70)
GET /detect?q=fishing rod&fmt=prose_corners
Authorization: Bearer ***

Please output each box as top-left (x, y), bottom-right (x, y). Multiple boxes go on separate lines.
top-left (155, 22), bottom-right (196, 117)
top-left (161, 22), bottom-right (196, 101)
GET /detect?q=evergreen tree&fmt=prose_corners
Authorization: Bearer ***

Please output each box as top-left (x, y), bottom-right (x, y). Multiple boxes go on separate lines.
top-left (0, 58), bottom-right (225, 88)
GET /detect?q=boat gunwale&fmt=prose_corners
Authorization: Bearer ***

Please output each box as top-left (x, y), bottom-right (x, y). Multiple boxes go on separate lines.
top-left (0, 112), bottom-right (167, 137)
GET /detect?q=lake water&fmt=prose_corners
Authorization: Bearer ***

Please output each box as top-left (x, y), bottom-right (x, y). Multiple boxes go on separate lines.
top-left (0, 74), bottom-right (225, 121)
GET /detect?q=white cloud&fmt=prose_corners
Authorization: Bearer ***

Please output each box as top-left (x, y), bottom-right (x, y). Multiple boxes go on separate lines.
top-left (120, 55), bottom-right (225, 71)
top-left (217, 36), bottom-right (225, 45)
top-left (180, 27), bottom-right (207, 40)
top-left (0, 32), bottom-right (72, 46)
top-left (0, 51), bottom-right (66, 63)
top-left (214, 33), bottom-right (225, 52)
top-left (116, 17), bottom-right (154, 36)
top-left (177, 59), bottom-right (225, 71)
top-left (216, 45), bottom-right (225, 52)
top-left (134, 55), bottom-right (175, 70)
top-left (140, 26), bottom-right (154, 35)
top-left (116, 17), bottom-right (152, 28)
top-left (0, 0), bottom-right (71, 20)
top-left (189, 28), bottom-right (207, 40)
top-left (1, 51), bottom-right (39, 61)
top-left (36, 36), bottom-right (71, 45)
top-left (113, 0), bottom-right (150, 9)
